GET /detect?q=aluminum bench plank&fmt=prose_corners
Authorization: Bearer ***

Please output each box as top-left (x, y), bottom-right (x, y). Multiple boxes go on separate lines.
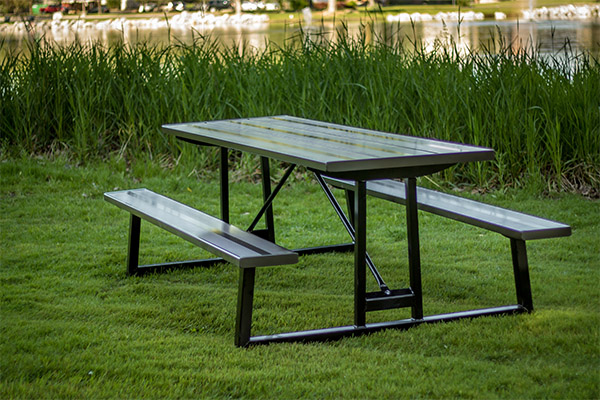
top-left (104, 189), bottom-right (298, 268)
top-left (324, 177), bottom-right (572, 241)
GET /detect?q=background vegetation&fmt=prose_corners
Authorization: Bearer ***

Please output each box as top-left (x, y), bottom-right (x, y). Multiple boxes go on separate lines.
top-left (1, 27), bottom-right (599, 195)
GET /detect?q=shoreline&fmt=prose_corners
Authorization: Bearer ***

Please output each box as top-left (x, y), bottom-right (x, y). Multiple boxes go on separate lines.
top-left (2, 3), bottom-right (598, 34)
top-left (5, 1), bottom-right (599, 22)
top-left (1, 2), bottom-right (597, 49)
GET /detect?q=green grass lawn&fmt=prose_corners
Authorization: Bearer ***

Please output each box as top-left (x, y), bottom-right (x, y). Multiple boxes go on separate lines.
top-left (1, 157), bottom-right (598, 398)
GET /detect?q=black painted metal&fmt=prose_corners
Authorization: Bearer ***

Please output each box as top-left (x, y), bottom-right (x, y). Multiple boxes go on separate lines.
top-left (294, 243), bottom-right (355, 256)
top-left (116, 117), bottom-right (518, 347)
top-left (129, 244), bottom-right (353, 277)
top-left (345, 189), bottom-right (355, 227)
top-left (315, 173), bottom-right (355, 239)
top-left (156, 117), bottom-right (545, 347)
top-left (405, 178), bottom-right (424, 320)
top-left (235, 267), bottom-right (256, 347)
top-left (177, 137), bottom-right (214, 147)
top-left (324, 175), bottom-right (571, 322)
top-left (354, 181), bottom-right (367, 327)
top-left (131, 258), bottom-right (228, 276)
top-left (247, 228), bottom-right (270, 241)
top-left (127, 214), bottom-right (141, 276)
top-left (248, 164), bottom-right (296, 234)
top-left (314, 173), bottom-right (390, 294)
top-left (260, 157), bottom-right (276, 243)
top-left (365, 288), bottom-right (415, 312)
top-left (511, 238), bottom-right (534, 312)
top-left (248, 305), bottom-right (526, 345)
top-left (318, 164), bottom-right (456, 181)
top-left (220, 147), bottom-right (229, 223)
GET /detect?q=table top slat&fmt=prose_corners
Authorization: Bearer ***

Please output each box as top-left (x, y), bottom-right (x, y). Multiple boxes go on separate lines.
top-left (266, 116), bottom-right (485, 153)
top-left (236, 119), bottom-right (454, 156)
top-left (192, 119), bottom-right (443, 162)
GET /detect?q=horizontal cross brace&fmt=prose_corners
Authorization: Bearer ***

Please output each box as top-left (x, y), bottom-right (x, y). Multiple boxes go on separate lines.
top-left (247, 305), bottom-right (526, 346)
top-left (130, 243), bottom-right (355, 275)
top-left (366, 288), bottom-right (415, 312)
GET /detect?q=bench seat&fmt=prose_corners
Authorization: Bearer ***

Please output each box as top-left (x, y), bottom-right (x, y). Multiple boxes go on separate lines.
top-left (104, 188), bottom-right (298, 269)
top-left (323, 177), bottom-right (571, 241)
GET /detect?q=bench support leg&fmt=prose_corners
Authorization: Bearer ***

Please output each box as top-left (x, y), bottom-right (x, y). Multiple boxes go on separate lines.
top-left (235, 267), bottom-right (256, 347)
top-left (354, 180), bottom-right (367, 327)
top-left (510, 238), bottom-right (534, 312)
top-left (406, 178), bottom-right (424, 320)
top-left (127, 214), bottom-right (141, 276)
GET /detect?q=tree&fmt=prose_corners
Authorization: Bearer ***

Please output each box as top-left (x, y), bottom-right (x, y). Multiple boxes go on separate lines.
top-left (1, 0), bottom-right (32, 14)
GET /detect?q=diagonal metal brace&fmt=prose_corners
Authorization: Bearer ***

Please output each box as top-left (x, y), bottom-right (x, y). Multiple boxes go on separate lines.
top-left (314, 172), bottom-right (391, 295)
top-left (247, 163), bottom-right (296, 233)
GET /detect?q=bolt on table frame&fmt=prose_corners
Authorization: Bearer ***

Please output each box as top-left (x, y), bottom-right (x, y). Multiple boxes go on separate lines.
top-left (160, 115), bottom-right (526, 346)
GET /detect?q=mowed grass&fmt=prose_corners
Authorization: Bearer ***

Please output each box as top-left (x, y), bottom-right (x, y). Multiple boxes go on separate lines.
top-left (1, 157), bottom-right (598, 398)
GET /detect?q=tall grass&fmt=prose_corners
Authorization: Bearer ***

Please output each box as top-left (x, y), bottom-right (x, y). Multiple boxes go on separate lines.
top-left (1, 28), bottom-right (598, 193)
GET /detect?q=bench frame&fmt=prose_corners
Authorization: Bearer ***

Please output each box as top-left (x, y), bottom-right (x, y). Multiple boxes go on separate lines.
top-left (127, 210), bottom-right (259, 346)
top-left (335, 183), bottom-right (534, 312)
top-left (106, 188), bottom-right (305, 347)
top-left (323, 176), bottom-right (571, 317)
top-left (124, 213), bottom-right (250, 346)
top-left (127, 210), bottom-right (269, 346)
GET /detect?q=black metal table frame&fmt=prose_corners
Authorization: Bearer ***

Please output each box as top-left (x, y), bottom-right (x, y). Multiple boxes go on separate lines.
top-left (132, 143), bottom-right (530, 346)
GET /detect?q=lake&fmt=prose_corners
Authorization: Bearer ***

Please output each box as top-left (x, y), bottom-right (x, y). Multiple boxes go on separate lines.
top-left (1, 8), bottom-right (599, 58)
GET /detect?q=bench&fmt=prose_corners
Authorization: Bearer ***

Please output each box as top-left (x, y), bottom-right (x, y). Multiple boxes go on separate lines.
top-left (323, 177), bottom-right (572, 312)
top-left (104, 188), bottom-right (298, 347)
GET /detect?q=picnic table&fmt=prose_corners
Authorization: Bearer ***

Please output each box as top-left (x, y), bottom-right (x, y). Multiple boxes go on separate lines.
top-left (105, 115), bottom-right (570, 346)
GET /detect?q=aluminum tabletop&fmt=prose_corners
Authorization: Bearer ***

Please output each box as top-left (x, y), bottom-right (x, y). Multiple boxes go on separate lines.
top-left (162, 115), bottom-right (495, 179)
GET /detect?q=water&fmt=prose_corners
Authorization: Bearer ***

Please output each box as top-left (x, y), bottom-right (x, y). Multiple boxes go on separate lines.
top-left (2, 12), bottom-right (599, 57)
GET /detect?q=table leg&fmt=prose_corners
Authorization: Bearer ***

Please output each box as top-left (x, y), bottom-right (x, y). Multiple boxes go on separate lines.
top-left (354, 180), bottom-right (367, 327)
top-left (405, 177), bottom-right (424, 320)
top-left (345, 188), bottom-right (355, 227)
top-left (220, 147), bottom-right (229, 223)
top-left (260, 157), bottom-right (275, 243)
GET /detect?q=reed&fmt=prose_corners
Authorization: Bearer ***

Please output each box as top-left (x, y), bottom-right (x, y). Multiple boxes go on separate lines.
top-left (1, 28), bottom-right (598, 193)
